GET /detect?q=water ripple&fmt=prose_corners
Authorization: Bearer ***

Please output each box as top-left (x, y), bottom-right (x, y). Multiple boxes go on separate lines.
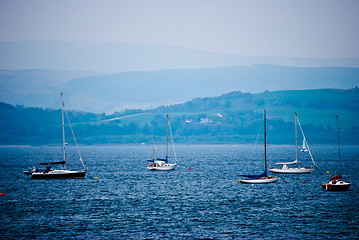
top-left (0, 145), bottom-right (358, 239)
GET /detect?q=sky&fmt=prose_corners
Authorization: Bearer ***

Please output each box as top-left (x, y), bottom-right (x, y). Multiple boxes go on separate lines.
top-left (0, 0), bottom-right (359, 58)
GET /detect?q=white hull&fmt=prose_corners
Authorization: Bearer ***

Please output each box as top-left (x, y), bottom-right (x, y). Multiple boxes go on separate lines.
top-left (322, 180), bottom-right (351, 191)
top-left (30, 169), bottom-right (86, 179)
top-left (147, 163), bottom-right (177, 171)
top-left (238, 177), bottom-right (280, 184)
top-left (268, 167), bottom-right (315, 174)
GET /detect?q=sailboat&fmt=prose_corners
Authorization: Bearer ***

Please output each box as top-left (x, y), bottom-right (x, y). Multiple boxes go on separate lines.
top-left (300, 137), bottom-right (308, 152)
top-left (147, 115), bottom-right (178, 171)
top-left (269, 113), bottom-right (316, 174)
top-left (23, 93), bottom-right (86, 179)
top-left (237, 110), bottom-right (280, 184)
top-left (322, 115), bottom-right (351, 191)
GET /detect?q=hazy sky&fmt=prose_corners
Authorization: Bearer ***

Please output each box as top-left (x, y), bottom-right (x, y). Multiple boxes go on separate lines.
top-left (0, 0), bottom-right (358, 58)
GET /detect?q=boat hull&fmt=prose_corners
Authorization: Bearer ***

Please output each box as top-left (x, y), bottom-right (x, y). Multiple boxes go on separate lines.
top-left (322, 182), bottom-right (351, 191)
top-left (268, 167), bottom-right (315, 174)
top-left (30, 170), bottom-right (86, 179)
top-left (147, 163), bottom-right (177, 171)
top-left (238, 177), bottom-right (280, 184)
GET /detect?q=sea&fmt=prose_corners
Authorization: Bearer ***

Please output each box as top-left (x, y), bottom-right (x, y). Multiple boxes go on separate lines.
top-left (0, 144), bottom-right (358, 239)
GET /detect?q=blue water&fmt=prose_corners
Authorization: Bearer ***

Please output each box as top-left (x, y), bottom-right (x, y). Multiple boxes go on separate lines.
top-left (0, 145), bottom-right (358, 239)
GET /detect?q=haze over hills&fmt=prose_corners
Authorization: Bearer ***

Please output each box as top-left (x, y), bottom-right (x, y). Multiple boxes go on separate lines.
top-left (1, 65), bottom-right (359, 113)
top-left (1, 41), bottom-right (359, 113)
top-left (0, 69), bottom-right (105, 110)
top-left (1, 41), bottom-right (359, 72)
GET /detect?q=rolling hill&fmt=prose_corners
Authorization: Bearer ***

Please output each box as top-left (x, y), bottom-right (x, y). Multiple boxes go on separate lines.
top-left (1, 65), bottom-right (359, 113)
top-left (1, 88), bottom-right (358, 145)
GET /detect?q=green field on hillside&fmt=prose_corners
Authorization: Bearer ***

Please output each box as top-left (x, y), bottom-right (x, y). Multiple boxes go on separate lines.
top-left (1, 88), bottom-right (358, 145)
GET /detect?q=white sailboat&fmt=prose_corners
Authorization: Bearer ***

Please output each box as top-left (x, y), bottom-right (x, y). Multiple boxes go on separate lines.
top-left (147, 115), bottom-right (178, 171)
top-left (300, 137), bottom-right (308, 152)
top-left (24, 93), bottom-right (86, 179)
top-left (237, 110), bottom-right (280, 184)
top-left (269, 113), bottom-right (316, 174)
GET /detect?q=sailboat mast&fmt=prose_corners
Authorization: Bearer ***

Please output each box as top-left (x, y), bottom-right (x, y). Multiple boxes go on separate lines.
top-left (264, 109), bottom-right (267, 171)
top-left (153, 136), bottom-right (156, 160)
top-left (61, 93), bottom-right (66, 170)
top-left (166, 115), bottom-right (169, 159)
top-left (295, 112), bottom-right (298, 166)
top-left (336, 115), bottom-right (342, 175)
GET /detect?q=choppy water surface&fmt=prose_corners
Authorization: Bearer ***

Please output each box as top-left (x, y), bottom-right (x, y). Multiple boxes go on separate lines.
top-left (0, 145), bottom-right (358, 239)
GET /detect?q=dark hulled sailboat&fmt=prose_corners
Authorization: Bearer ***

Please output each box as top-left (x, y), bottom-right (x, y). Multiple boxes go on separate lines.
top-left (24, 93), bottom-right (86, 179)
top-left (322, 115), bottom-right (350, 191)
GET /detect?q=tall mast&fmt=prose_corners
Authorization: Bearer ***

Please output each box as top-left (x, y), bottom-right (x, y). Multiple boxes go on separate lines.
top-left (166, 115), bottom-right (169, 160)
top-left (264, 109), bottom-right (267, 171)
top-left (61, 93), bottom-right (66, 170)
top-left (295, 112), bottom-right (298, 167)
top-left (336, 115), bottom-right (342, 175)
top-left (153, 136), bottom-right (156, 160)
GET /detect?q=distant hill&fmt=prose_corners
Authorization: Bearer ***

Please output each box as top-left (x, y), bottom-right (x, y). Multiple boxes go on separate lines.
top-left (1, 41), bottom-right (359, 72)
top-left (0, 69), bottom-right (103, 108)
top-left (1, 89), bottom-right (358, 145)
top-left (1, 65), bottom-right (359, 113)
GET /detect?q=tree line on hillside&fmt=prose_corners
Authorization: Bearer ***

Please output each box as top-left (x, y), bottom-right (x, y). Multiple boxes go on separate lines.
top-left (153, 91), bottom-right (257, 113)
top-left (1, 101), bottom-right (358, 145)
